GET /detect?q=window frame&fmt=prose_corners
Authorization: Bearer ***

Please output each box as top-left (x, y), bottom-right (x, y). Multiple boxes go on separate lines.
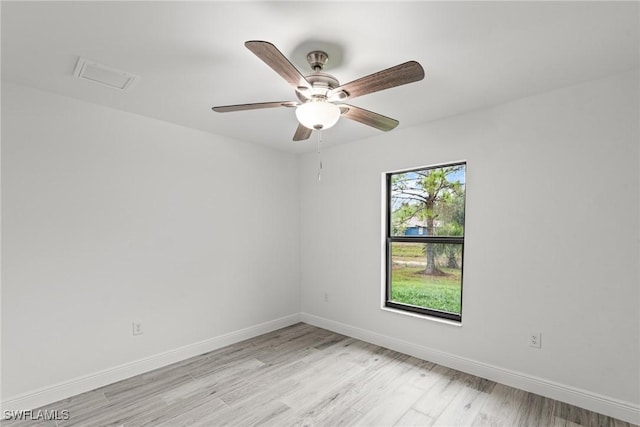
top-left (384, 162), bottom-right (466, 322)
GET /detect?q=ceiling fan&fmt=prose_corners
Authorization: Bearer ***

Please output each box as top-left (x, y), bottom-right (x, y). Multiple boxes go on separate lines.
top-left (212, 40), bottom-right (425, 141)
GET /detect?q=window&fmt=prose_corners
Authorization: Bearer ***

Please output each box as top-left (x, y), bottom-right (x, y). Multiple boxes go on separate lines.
top-left (385, 162), bottom-right (466, 322)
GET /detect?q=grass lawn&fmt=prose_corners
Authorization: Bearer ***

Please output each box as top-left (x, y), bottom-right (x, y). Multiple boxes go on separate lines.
top-left (390, 266), bottom-right (462, 314)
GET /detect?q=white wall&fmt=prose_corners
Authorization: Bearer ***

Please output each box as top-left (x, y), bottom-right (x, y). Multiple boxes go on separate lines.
top-left (2, 70), bottom-right (638, 420)
top-left (1, 82), bottom-right (300, 399)
top-left (300, 71), bottom-right (639, 409)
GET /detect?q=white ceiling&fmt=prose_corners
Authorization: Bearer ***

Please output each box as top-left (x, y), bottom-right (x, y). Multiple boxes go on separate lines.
top-left (2, 1), bottom-right (638, 153)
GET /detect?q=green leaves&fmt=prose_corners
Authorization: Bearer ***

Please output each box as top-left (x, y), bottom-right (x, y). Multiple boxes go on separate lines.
top-left (390, 164), bottom-right (466, 236)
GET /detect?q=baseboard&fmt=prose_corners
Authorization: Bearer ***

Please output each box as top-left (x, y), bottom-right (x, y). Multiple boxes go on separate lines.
top-left (4, 312), bottom-right (638, 424)
top-left (300, 312), bottom-right (640, 425)
top-left (1, 313), bottom-right (301, 412)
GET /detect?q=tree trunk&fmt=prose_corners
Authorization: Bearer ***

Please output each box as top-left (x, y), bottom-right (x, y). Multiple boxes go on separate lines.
top-left (425, 243), bottom-right (437, 274)
top-left (446, 248), bottom-right (459, 269)
top-left (423, 211), bottom-right (444, 275)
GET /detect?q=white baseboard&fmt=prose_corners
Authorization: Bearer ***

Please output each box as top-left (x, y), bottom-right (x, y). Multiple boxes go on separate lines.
top-left (300, 312), bottom-right (640, 425)
top-left (1, 313), bottom-right (301, 412)
top-left (3, 312), bottom-right (638, 425)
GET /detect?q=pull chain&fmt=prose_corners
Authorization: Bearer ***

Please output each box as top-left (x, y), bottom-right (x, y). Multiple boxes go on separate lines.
top-left (317, 129), bottom-right (323, 182)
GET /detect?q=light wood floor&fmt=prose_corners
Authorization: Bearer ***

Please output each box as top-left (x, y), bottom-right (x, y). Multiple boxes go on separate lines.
top-left (2, 323), bottom-right (637, 427)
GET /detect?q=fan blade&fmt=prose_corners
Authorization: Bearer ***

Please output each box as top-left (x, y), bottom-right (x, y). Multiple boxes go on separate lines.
top-left (245, 40), bottom-right (311, 91)
top-left (338, 104), bottom-right (399, 131)
top-left (293, 123), bottom-right (312, 141)
top-left (212, 101), bottom-right (297, 113)
top-left (329, 61), bottom-right (424, 101)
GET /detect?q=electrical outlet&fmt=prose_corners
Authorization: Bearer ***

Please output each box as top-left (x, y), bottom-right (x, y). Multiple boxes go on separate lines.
top-left (323, 292), bottom-right (329, 303)
top-left (529, 332), bottom-right (541, 348)
top-left (132, 322), bottom-right (143, 336)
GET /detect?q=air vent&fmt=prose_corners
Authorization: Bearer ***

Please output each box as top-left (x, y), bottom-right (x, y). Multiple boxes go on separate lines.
top-left (73, 57), bottom-right (138, 91)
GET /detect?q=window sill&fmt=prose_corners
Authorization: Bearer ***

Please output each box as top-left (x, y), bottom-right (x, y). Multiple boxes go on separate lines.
top-left (380, 306), bottom-right (463, 327)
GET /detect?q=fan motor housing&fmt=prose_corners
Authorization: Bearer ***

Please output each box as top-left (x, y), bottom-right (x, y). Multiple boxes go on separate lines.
top-left (296, 72), bottom-right (340, 102)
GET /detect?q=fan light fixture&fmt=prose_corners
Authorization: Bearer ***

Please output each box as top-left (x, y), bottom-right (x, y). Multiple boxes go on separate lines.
top-left (295, 100), bottom-right (341, 130)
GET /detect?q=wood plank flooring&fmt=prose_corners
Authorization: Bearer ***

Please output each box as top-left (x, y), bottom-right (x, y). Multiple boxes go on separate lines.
top-left (2, 323), bottom-right (637, 427)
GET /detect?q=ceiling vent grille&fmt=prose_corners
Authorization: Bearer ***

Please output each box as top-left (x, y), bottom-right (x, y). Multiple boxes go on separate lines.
top-left (73, 57), bottom-right (138, 91)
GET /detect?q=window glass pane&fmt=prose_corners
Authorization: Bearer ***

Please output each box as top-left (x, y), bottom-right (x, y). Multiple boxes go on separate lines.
top-left (390, 165), bottom-right (465, 237)
top-left (389, 241), bottom-right (463, 314)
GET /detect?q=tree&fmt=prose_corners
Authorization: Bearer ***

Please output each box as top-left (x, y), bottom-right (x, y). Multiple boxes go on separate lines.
top-left (391, 165), bottom-right (465, 276)
top-left (436, 192), bottom-right (465, 269)
top-left (440, 222), bottom-right (463, 269)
